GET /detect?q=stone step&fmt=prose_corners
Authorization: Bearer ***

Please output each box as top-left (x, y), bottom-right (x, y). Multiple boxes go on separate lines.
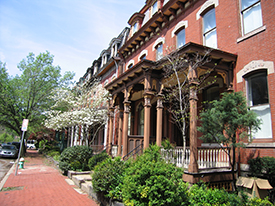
top-left (81, 181), bottom-right (92, 194)
top-left (72, 174), bottom-right (92, 188)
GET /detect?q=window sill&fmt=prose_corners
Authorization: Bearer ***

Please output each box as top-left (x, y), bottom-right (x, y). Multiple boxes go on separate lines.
top-left (237, 25), bottom-right (266, 43)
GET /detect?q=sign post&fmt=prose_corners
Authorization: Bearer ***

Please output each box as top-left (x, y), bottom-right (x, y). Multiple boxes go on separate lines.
top-left (15, 119), bottom-right (29, 176)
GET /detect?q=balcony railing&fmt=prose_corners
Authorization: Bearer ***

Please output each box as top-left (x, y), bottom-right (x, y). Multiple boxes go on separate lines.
top-left (161, 146), bottom-right (231, 169)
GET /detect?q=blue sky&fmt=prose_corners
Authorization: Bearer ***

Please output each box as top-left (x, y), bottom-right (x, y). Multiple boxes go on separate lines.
top-left (0, 0), bottom-right (145, 82)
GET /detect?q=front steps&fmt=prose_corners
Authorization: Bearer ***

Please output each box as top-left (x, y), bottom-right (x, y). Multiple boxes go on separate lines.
top-left (67, 170), bottom-right (124, 206)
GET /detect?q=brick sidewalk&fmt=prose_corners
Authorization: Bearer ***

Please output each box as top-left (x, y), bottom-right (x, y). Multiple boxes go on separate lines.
top-left (0, 150), bottom-right (98, 206)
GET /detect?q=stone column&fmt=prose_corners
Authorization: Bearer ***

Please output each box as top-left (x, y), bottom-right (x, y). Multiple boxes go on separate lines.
top-left (144, 94), bottom-right (152, 149)
top-left (188, 68), bottom-right (199, 173)
top-left (108, 107), bottom-right (114, 155)
top-left (122, 101), bottom-right (130, 157)
top-left (117, 108), bottom-right (123, 156)
top-left (156, 94), bottom-right (164, 147)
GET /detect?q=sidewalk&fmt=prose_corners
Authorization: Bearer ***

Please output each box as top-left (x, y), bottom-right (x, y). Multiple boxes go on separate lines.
top-left (0, 150), bottom-right (99, 206)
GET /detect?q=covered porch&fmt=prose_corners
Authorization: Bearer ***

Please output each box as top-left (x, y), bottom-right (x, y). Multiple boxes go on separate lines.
top-left (105, 42), bottom-right (237, 185)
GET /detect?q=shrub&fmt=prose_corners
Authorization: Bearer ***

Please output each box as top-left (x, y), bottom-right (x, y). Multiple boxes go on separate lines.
top-left (121, 144), bottom-right (189, 206)
top-left (189, 184), bottom-right (244, 206)
top-left (88, 150), bottom-right (109, 170)
top-left (92, 156), bottom-right (129, 201)
top-left (247, 197), bottom-right (273, 206)
top-left (59, 146), bottom-right (93, 174)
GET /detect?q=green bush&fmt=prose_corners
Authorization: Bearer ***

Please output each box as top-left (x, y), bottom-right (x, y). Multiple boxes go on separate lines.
top-left (189, 184), bottom-right (244, 206)
top-left (88, 150), bottom-right (109, 170)
top-left (121, 144), bottom-right (189, 206)
top-left (247, 197), bottom-right (274, 206)
top-left (92, 156), bottom-right (129, 201)
top-left (59, 146), bottom-right (93, 174)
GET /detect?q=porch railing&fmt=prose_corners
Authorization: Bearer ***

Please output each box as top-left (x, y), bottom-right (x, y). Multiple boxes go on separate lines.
top-left (161, 146), bottom-right (230, 169)
top-left (123, 143), bottom-right (144, 161)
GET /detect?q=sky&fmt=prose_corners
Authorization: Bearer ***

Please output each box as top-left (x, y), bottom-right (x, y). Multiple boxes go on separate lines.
top-left (0, 0), bottom-right (145, 82)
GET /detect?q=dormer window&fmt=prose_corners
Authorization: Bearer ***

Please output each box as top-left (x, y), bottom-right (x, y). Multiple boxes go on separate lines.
top-left (133, 22), bottom-right (138, 34)
top-left (152, 1), bottom-right (158, 16)
top-left (111, 44), bottom-right (118, 57)
top-left (101, 55), bottom-right (108, 68)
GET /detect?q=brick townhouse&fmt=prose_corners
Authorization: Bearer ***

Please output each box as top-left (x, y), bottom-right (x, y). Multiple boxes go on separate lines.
top-left (72, 0), bottom-right (274, 186)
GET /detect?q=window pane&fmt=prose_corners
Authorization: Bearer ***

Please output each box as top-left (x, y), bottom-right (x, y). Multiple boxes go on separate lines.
top-left (241, 0), bottom-right (259, 10)
top-left (248, 73), bottom-right (268, 106)
top-left (251, 105), bottom-right (272, 138)
top-left (205, 29), bottom-right (217, 48)
top-left (203, 9), bottom-right (216, 33)
top-left (177, 29), bottom-right (185, 48)
top-left (243, 3), bottom-right (262, 34)
top-left (152, 1), bottom-right (158, 14)
top-left (156, 44), bottom-right (163, 60)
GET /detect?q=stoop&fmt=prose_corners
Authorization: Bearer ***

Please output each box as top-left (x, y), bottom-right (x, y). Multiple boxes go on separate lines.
top-left (72, 174), bottom-right (92, 188)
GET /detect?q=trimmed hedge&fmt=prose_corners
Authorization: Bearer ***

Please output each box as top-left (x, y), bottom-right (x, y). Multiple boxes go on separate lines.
top-left (88, 150), bottom-right (109, 170)
top-left (59, 145), bottom-right (93, 174)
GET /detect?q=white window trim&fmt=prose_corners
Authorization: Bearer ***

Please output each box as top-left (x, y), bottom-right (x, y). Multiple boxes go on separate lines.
top-left (111, 73), bottom-right (117, 81)
top-left (138, 50), bottom-right (148, 60)
top-left (237, 60), bottom-right (274, 83)
top-left (126, 59), bottom-right (135, 70)
top-left (196, 0), bottom-right (219, 20)
top-left (152, 37), bottom-right (165, 51)
top-left (171, 20), bottom-right (188, 38)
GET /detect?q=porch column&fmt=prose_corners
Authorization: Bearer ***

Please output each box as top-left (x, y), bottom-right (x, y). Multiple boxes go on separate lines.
top-left (188, 68), bottom-right (199, 173)
top-left (144, 94), bottom-right (152, 149)
top-left (108, 107), bottom-right (114, 155)
top-left (156, 94), bottom-right (164, 147)
top-left (122, 101), bottom-right (130, 157)
top-left (117, 108), bottom-right (123, 156)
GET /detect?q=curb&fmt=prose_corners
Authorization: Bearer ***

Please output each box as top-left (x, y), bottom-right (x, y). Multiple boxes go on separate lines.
top-left (0, 160), bottom-right (17, 191)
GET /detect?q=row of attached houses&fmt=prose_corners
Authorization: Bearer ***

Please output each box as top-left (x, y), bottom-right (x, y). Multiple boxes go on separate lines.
top-left (67, 0), bottom-right (275, 187)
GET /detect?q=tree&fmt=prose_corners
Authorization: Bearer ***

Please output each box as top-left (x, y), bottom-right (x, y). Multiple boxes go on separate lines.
top-left (197, 91), bottom-right (261, 190)
top-left (161, 49), bottom-right (212, 167)
top-left (0, 133), bottom-right (14, 143)
top-left (44, 79), bottom-right (109, 145)
top-left (0, 51), bottom-right (74, 136)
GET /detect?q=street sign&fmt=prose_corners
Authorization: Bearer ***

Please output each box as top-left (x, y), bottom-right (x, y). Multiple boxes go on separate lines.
top-left (21, 119), bottom-right (29, 131)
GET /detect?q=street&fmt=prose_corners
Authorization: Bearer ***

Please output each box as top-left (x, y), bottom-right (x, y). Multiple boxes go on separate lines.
top-left (0, 158), bottom-right (15, 182)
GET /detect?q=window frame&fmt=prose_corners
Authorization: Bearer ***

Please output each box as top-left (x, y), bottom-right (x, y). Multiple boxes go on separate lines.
top-left (155, 43), bottom-right (163, 61)
top-left (202, 8), bottom-right (217, 48)
top-left (176, 28), bottom-right (186, 49)
top-left (240, 0), bottom-right (263, 35)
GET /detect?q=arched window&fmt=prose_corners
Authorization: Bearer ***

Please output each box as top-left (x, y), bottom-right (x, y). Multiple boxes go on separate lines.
top-left (245, 71), bottom-right (271, 139)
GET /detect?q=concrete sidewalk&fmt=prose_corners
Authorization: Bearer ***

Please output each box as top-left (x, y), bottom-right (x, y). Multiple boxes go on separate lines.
top-left (0, 150), bottom-right (99, 206)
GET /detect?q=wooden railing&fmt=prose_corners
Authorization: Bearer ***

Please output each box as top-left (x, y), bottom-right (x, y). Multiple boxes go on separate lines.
top-left (161, 146), bottom-right (231, 169)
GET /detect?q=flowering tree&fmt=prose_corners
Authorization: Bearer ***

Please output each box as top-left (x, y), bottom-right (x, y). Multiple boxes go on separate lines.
top-left (44, 79), bottom-right (109, 145)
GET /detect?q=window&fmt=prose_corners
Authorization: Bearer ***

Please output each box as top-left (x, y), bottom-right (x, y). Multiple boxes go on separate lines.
top-left (139, 50), bottom-right (148, 61)
top-left (203, 8), bottom-right (217, 48)
top-left (176, 29), bottom-right (186, 48)
top-left (247, 72), bottom-right (268, 106)
top-left (241, 0), bottom-right (262, 35)
top-left (246, 71), bottom-right (272, 138)
top-left (152, 1), bottom-right (158, 16)
top-left (140, 54), bottom-right (146, 60)
top-left (133, 22), bottom-right (138, 34)
top-left (203, 85), bottom-right (220, 109)
top-left (156, 43), bottom-right (163, 60)
top-left (138, 104), bottom-right (144, 135)
top-left (126, 60), bottom-right (134, 70)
